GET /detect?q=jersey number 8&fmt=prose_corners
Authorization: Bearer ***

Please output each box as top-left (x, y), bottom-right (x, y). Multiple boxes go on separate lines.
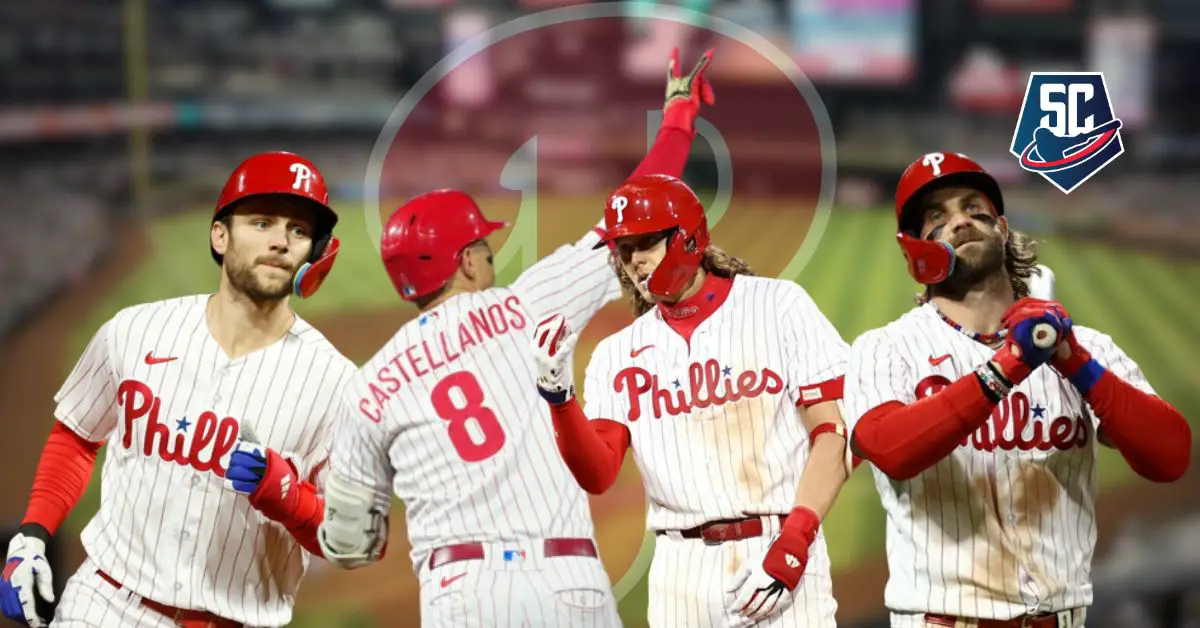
top-left (431, 371), bottom-right (507, 462)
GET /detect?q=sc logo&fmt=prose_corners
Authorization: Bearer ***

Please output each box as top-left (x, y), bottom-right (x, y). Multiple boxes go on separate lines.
top-left (1039, 82), bottom-right (1100, 137)
top-left (1010, 72), bottom-right (1124, 194)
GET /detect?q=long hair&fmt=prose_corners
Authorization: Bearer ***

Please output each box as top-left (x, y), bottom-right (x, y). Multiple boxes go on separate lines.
top-left (916, 229), bottom-right (1040, 304)
top-left (615, 245), bottom-right (755, 316)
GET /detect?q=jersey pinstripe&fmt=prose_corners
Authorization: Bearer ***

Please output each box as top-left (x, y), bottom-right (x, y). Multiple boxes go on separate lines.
top-left (52, 294), bottom-right (356, 627)
top-left (331, 225), bottom-right (622, 575)
top-left (843, 302), bottom-right (1155, 619)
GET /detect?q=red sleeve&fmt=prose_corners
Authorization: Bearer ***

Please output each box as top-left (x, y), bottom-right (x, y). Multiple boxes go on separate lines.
top-left (548, 399), bottom-right (630, 494)
top-left (628, 127), bottom-right (693, 181)
top-left (1086, 371), bottom-right (1191, 482)
top-left (268, 482), bottom-right (391, 561)
top-left (852, 374), bottom-right (997, 481)
top-left (269, 480), bottom-right (327, 557)
top-left (23, 422), bottom-right (102, 536)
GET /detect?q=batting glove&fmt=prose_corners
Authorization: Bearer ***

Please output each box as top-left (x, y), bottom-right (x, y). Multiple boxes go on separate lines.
top-left (725, 507), bottom-right (820, 622)
top-left (1, 527), bottom-right (54, 627)
top-left (662, 48), bottom-right (715, 133)
top-left (1047, 310), bottom-right (1106, 396)
top-left (533, 314), bottom-right (578, 405)
top-left (988, 297), bottom-right (1071, 386)
top-left (224, 426), bottom-right (300, 522)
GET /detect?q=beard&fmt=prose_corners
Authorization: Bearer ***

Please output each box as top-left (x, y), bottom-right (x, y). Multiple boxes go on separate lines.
top-left (224, 244), bottom-right (296, 302)
top-left (930, 226), bottom-right (1006, 299)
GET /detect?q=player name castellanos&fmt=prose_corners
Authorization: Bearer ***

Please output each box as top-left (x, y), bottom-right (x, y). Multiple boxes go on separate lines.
top-left (355, 297), bottom-right (527, 423)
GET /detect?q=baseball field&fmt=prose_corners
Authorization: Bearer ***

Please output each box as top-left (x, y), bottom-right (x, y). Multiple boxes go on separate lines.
top-left (22, 196), bottom-right (1200, 626)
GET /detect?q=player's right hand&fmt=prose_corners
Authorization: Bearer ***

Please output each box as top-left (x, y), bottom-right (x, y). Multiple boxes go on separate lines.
top-left (533, 313), bottom-right (578, 405)
top-left (1, 530), bottom-right (54, 627)
top-left (992, 297), bottom-right (1071, 384)
top-left (662, 47), bottom-right (715, 133)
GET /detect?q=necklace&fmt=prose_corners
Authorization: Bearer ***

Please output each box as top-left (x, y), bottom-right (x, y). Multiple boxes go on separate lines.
top-left (931, 302), bottom-right (1007, 346)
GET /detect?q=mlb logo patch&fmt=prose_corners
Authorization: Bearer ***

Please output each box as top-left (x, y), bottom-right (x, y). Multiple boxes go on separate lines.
top-left (1010, 72), bottom-right (1124, 194)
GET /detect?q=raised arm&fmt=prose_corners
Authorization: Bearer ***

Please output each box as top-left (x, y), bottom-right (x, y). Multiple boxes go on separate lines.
top-left (512, 49), bottom-right (716, 329)
top-left (532, 314), bottom-right (630, 494)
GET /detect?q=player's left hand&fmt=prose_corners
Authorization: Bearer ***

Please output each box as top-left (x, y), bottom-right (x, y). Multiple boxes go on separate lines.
top-left (224, 426), bottom-right (301, 521)
top-left (662, 47), bottom-right (715, 133)
top-left (533, 313), bottom-right (578, 405)
top-left (1044, 304), bottom-right (1107, 394)
top-left (725, 507), bottom-right (820, 622)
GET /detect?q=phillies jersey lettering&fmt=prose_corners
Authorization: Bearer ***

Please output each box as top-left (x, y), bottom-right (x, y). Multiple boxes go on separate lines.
top-left (614, 359), bottom-right (785, 421)
top-left (330, 226), bottom-right (622, 575)
top-left (843, 302), bottom-right (1155, 619)
top-left (912, 379), bottom-right (1091, 452)
top-left (53, 295), bottom-right (355, 627)
top-left (117, 380), bottom-right (239, 474)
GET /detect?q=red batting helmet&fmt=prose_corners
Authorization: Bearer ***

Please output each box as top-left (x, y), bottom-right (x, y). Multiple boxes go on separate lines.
top-left (594, 174), bottom-right (710, 298)
top-left (893, 152), bottom-right (1005, 285)
top-left (381, 190), bottom-right (508, 301)
top-left (213, 151), bottom-right (341, 299)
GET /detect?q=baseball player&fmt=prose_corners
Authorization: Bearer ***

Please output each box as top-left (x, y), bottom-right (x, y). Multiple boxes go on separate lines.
top-left (313, 50), bottom-right (716, 627)
top-left (843, 151), bottom-right (1193, 627)
top-left (532, 173), bottom-right (855, 627)
top-left (0, 152), bottom-right (358, 627)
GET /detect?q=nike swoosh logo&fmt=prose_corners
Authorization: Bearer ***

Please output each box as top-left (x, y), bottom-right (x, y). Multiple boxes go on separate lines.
top-left (928, 354), bottom-right (952, 366)
top-left (440, 573), bottom-right (467, 588)
top-left (630, 345), bottom-right (654, 358)
top-left (145, 352), bottom-right (178, 365)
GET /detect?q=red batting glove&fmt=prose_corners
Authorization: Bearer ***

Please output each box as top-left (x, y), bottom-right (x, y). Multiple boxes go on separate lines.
top-left (763, 506), bottom-right (819, 590)
top-left (989, 297), bottom-right (1069, 387)
top-left (661, 48), bottom-right (715, 133)
top-left (248, 449), bottom-right (302, 523)
top-left (725, 507), bottom-right (820, 621)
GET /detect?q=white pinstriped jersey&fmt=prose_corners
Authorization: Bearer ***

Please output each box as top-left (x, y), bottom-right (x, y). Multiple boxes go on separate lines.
top-left (582, 275), bottom-right (849, 531)
top-left (53, 294), bottom-right (356, 627)
top-left (331, 226), bottom-right (622, 575)
top-left (843, 302), bottom-right (1156, 619)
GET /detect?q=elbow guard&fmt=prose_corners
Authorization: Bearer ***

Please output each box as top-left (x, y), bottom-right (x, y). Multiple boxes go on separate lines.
top-left (318, 471), bottom-right (389, 569)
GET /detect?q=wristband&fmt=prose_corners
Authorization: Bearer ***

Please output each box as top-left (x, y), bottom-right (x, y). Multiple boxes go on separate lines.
top-left (975, 361), bottom-right (1012, 403)
top-left (538, 384), bottom-right (574, 406)
top-left (1068, 358), bottom-right (1106, 396)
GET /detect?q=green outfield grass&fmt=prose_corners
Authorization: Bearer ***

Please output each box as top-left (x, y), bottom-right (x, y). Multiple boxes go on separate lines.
top-left (61, 203), bottom-right (1200, 626)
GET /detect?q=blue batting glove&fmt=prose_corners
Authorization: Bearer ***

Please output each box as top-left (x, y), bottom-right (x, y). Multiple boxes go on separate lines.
top-left (225, 440), bottom-right (268, 495)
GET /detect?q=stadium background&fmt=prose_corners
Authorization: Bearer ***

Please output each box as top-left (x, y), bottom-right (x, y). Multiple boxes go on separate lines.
top-left (2, 0), bottom-right (1198, 626)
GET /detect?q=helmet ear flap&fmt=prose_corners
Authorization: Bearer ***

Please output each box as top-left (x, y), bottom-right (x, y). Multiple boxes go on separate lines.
top-left (294, 237), bottom-right (340, 299)
top-left (896, 233), bottom-right (955, 285)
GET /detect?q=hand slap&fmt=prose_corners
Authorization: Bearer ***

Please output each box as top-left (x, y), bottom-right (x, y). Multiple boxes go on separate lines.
top-left (533, 314), bottom-right (577, 405)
